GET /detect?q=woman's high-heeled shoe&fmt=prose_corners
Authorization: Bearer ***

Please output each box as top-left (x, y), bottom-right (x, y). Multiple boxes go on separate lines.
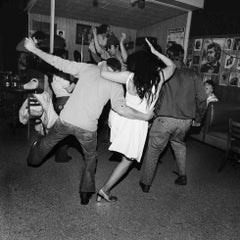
top-left (96, 189), bottom-right (118, 202)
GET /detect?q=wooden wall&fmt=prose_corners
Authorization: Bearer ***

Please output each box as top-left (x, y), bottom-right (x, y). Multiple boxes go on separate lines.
top-left (29, 13), bottom-right (137, 62)
top-left (137, 13), bottom-right (188, 53)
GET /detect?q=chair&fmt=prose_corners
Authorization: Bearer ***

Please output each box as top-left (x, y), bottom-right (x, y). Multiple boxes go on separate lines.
top-left (218, 118), bottom-right (240, 172)
top-left (27, 94), bottom-right (46, 140)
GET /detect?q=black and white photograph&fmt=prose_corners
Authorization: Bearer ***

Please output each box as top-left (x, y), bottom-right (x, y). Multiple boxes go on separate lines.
top-left (1, 0), bottom-right (240, 239)
top-left (224, 38), bottom-right (233, 50)
top-left (200, 38), bottom-right (224, 73)
top-left (194, 38), bottom-right (203, 51)
top-left (224, 54), bottom-right (236, 69)
top-left (236, 59), bottom-right (240, 70)
top-left (57, 29), bottom-right (65, 39)
top-left (233, 37), bottom-right (240, 50)
top-left (219, 70), bottom-right (229, 86)
top-left (229, 71), bottom-right (240, 86)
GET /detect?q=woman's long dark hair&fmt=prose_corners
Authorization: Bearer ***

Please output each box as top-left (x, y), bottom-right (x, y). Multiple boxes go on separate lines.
top-left (126, 50), bottom-right (162, 106)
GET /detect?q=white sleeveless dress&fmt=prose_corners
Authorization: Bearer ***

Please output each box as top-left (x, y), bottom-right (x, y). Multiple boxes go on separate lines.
top-left (108, 73), bottom-right (159, 162)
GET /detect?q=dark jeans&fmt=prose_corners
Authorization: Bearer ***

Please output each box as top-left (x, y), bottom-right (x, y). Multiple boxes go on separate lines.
top-left (53, 96), bottom-right (71, 162)
top-left (27, 118), bottom-right (98, 193)
top-left (54, 96), bottom-right (69, 115)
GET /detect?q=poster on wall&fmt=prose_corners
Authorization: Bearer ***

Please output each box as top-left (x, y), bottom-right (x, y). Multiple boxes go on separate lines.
top-left (233, 38), bottom-right (240, 50)
top-left (224, 55), bottom-right (236, 69)
top-left (57, 29), bottom-right (65, 39)
top-left (219, 71), bottom-right (229, 86)
top-left (188, 36), bottom-right (240, 88)
top-left (229, 71), bottom-right (240, 87)
top-left (194, 39), bottom-right (203, 51)
top-left (166, 27), bottom-right (185, 47)
top-left (200, 38), bottom-right (225, 74)
top-left (224, 38), bottom-right (233, 50)
top-left (236, 59), bottom-right (240, 70)
top-left (76, 24), bottom-right (92, 45)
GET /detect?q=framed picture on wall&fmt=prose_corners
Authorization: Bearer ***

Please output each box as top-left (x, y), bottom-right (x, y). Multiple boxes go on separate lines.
top-left (219, 71), bottom-right (229, 86)
top-left (166, 27), bottom-right (185, 47)
top-left (224, 55), bottom-right (236, 69)
top-left (194, 39), bottom-right (203, 51)
top-left (229, 71), bottom-right (240, 87)
top-left (224, 38), bottom-right (233, 50)
top-left (76, 24), bottom-right (92, 45)
top-left (233, 38), bottom-right (240, 50)
top-left (236, 59), bottom-right (240, 70)
top-left (200, 38), bottom-right (224, 74)
top-left (57, 29), bottom-right (65, 38)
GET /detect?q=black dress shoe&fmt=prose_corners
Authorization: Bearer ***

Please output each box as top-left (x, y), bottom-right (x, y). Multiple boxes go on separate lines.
top-left (96, 189), bottom-right (118, 202)
top-left (80, 192), bottom-right (93, 205)
top-left (139, 181), bottom-right (150, 193)
top-left (175, 175), bottom-right (187, 185)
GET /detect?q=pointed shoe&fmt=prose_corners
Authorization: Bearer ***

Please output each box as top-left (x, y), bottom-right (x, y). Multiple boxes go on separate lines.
top-left (96, 189), bottom-right (117, 203)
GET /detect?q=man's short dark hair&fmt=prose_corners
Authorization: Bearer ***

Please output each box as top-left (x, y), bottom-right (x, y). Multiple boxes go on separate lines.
top-left (167, 43), bottom-right (184, 61)
top-left (207, 42), bottom-right (221, 60)
top-left (204, 79), bottom-right (215, 90)
top-left (106, 58), bottom-right (121, 71)
top-left (97, 24), bottom-right (109, 34)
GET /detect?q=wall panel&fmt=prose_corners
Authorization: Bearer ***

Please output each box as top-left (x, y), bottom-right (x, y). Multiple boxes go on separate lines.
top-left (137, 13), bottom-right (188, 53)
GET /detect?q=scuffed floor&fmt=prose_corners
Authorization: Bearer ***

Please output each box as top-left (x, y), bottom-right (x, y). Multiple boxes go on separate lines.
top-left (0, 119), bottom-right (240, 240)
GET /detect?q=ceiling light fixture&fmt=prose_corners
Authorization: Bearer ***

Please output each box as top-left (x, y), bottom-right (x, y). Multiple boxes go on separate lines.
top-left (130, 0), bottom-right (145, 9)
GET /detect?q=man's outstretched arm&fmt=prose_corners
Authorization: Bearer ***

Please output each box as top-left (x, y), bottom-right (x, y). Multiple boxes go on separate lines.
top-left (110, 85), bottom-right (154, 121)
top-left (24, 37), bottom-right (85, 77)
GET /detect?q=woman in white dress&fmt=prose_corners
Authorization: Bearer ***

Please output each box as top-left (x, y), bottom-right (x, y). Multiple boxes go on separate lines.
top-left (97, 38), bottom-right (176, 202)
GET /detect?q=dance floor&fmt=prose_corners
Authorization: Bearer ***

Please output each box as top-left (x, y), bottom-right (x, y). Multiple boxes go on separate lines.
top-left (0, 119), bottom-right (240, 240)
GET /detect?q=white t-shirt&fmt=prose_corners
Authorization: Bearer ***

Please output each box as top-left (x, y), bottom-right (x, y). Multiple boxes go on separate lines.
top-left (207, 93), bottom-right (218, 106)
top-left (51, 75), bottom-right (71, 98)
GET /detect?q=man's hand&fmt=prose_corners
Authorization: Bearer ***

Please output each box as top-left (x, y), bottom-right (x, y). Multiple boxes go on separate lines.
top-left (24, 37), bottom-right (38, 52)
top-left (145, 38), bottom-right (156, 54)
top-left (92, 26), bottom-right (97, 36)
top-left (98, 60), bottom-right (107, 70)
top-left (144, 108), bottom-right (155, 121)
top-left (192, 120), bottom-right (201, 127)
top-left (120, 33), bottom-right (127, 43)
